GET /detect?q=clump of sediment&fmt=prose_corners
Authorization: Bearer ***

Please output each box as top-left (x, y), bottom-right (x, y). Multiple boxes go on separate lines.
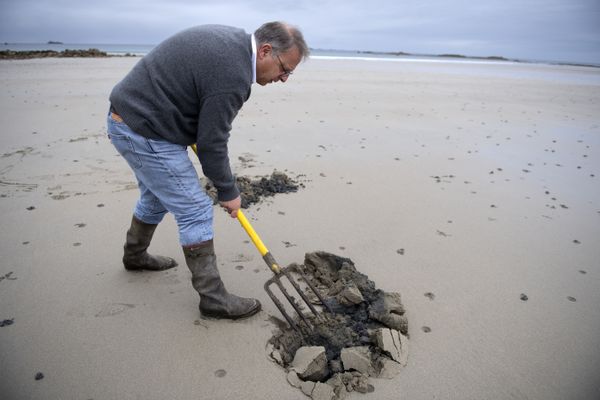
top-left (205, 171), bottom-right (302, 208)
top-left (266, 252), bottom-right (409, 399)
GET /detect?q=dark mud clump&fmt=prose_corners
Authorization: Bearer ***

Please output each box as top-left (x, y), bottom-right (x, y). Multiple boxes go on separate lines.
top-left (205, 171), bottom-right (301, 208)
top-left (0, 318), bottom-right (14, 327)
top-left (520, 293), bottom-right (529, 301)
top-left (266, 252), bottom-right (408, 399)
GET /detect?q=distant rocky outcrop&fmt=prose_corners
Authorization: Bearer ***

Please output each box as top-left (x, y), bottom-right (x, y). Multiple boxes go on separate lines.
top-left (359, 50), bottom-right (411, 56)
top-left (0, 48), bottom-right (109, 59)
top-left (438, 53), bottom-right (509, 61)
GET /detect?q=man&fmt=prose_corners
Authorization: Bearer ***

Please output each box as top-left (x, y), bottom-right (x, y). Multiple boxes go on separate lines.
top-left (107, 22), bottom-right (309, 320)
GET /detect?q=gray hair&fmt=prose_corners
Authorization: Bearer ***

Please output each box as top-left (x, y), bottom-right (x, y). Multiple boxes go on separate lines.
top-left (254, 21), bottom-right (309, 60)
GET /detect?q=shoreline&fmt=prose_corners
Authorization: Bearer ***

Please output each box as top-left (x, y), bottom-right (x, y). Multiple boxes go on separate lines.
top-left (1, 43), bottom-right (599, 68)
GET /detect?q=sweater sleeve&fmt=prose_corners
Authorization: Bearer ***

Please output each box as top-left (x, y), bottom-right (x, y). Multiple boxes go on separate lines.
top-left (195, 92), bottom-right (243, 202)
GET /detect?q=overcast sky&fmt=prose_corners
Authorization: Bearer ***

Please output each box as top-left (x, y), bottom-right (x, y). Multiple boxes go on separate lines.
top-left (1, 0), bottom-right (599, 63)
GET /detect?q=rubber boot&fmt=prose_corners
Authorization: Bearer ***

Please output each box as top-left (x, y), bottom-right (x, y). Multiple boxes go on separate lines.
top-left (183, 240), bottom-right (261, 319)
top-left (123, 216), bottom-right (178, 271)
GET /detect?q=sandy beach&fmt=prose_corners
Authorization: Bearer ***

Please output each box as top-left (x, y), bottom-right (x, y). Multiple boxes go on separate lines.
top-left (1, 56), bottom-right (599, 399)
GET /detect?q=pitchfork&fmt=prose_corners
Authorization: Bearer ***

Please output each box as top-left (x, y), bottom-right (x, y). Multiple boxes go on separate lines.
top-left (236, 210), bottom-right (333, 332)
top-left (190, 145), bottom-right (332, 333)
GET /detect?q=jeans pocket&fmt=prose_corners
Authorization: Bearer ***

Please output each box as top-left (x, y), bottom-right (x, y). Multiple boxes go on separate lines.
top-left (109, 129), bottom-right (143, 169)
top-left (146, 137), bottom-right (187, 154)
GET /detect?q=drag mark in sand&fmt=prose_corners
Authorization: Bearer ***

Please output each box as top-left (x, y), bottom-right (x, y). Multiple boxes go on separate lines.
top-left (94, 303), bottom-right (136, 318)
top-left (0, 271), bottom-right (17, 282)
top-left (0, 179), bottom-right (38, 191)
top-left (1, 146), bottom-right (36, 159)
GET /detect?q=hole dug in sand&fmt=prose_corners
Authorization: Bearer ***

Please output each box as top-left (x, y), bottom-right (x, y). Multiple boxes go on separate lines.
top-left (266, 252), bottom-right (409, 400)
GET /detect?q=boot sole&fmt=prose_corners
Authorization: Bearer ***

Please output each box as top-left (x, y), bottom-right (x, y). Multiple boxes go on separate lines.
top-left (123, 260), bottom-right (178, 271)
top-left (201, 300), bottom-right (262, 320)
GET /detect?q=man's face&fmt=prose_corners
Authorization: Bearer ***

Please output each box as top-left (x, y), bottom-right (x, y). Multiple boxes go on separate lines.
top-left (256, 44), bottom-right (302, 86)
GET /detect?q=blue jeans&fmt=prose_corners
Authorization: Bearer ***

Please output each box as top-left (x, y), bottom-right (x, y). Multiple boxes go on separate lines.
top-left (107, 112), bottom-right (214, 246)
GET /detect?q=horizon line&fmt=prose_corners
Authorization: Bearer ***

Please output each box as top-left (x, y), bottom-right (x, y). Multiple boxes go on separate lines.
top-left (2, 41), bottom-right (599, 67)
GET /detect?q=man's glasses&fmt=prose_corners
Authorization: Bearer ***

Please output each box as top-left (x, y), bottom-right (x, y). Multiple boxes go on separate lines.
top-left (276, 55), bottom-right (293, 77)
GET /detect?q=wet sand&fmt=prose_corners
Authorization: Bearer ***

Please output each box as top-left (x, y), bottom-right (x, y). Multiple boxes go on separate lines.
top-left (1, 57), bottom-right (599, 399)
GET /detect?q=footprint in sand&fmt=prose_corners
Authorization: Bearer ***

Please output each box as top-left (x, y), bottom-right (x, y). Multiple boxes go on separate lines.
top-left (422, 326), bottom-right (432, 333)
top-left (214, 369), bottom-right (227, 378)
top-left (194, 319), bottom-right (209, 329)
top-left (231, 253), bottom-right (253, 263)
top-left (158, 273), bottom-right (181, 285)
top-left (424, 292), bottom-right (435, 300)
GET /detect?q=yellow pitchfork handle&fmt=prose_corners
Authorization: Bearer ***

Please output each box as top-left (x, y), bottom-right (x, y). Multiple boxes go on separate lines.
top-left (190, 144), bottom-right (281, 274)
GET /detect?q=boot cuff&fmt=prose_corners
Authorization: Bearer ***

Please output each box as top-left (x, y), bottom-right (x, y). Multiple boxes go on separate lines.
top-left (183, 240), bottom-right (214, 257)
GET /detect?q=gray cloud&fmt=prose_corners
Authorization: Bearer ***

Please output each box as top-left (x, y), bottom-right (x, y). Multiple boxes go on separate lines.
top-left (1, 0), bottom-right (599, 63)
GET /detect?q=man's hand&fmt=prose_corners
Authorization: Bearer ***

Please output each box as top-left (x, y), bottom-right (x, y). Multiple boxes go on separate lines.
top-left (219, 196), bottom-right (241, 218)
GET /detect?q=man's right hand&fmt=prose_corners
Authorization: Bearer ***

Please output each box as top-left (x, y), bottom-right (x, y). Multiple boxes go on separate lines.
top-left (219, 196), bottom-right (242, 218)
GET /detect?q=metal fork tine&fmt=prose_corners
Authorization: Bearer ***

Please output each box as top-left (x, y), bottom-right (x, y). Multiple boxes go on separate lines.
top-left (264, 280), bottom-right (299, 332)
top-left (269, 276), bottom-right (313, 330)
top-left (280, 268), bottom-right (321, 317)
top-left (229, 209), bottom-right (330, 334)
top-left (294, 268), bottom-right (334, 315)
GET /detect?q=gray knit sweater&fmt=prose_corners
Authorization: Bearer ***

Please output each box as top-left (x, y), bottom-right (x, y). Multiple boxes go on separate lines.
top-left (109, 25), bottom-right (253, 201)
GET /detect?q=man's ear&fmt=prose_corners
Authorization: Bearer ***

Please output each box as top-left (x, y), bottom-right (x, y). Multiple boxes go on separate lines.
top-left (257, 43), bottom-right (272, 60)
